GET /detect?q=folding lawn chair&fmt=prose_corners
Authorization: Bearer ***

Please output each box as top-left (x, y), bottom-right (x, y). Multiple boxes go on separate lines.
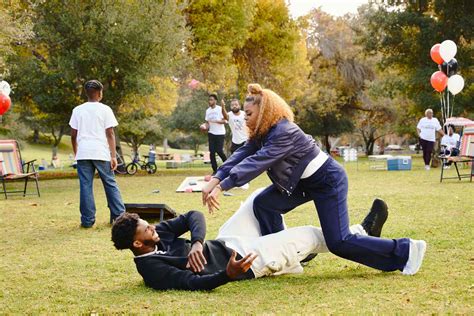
top-left (0, 140), bottom-right (40, 199)
top-left (440, 124), bottom-right (474, 182)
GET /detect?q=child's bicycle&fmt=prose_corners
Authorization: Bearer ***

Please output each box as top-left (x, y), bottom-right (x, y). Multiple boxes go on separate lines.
top-left (126, 153), bottom-right (157, 175)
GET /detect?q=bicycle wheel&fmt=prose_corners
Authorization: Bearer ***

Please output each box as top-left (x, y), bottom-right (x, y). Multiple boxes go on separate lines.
top-left (126, 163), bottom-right (138, 175)
top-left (146, 162), bottom-right (157, 174)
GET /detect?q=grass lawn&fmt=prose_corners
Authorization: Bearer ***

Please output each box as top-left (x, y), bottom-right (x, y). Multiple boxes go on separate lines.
top-left (1, 157), bottom-right (473, 313)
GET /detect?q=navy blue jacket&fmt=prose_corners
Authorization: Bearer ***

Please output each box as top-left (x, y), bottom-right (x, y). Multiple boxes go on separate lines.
top-left (134, 211), bottom-right (252, 291)
top-left (215, 119), bottom-right (320, 195)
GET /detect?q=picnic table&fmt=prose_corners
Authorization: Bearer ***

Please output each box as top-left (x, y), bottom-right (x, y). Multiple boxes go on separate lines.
top-left (368, 154), bottom-right (393, 170)
top-left (156, 153), bottom-right (172, 160)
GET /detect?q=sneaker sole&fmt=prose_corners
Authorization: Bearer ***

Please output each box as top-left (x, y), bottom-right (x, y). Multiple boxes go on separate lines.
top-left (403, 240), bottom-right (427, 275)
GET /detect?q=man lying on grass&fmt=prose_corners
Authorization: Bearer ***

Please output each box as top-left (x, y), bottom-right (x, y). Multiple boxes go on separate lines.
top-left (111, 188), bottom-right (388, 291)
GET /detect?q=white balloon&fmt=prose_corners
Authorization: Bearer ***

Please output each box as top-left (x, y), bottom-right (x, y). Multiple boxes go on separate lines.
top-left (439, 40), bottom-right (457, 62)
top-left (447, 75), bottom-right (464, 95)
top-left (0, 80), bottom-right (11, 96)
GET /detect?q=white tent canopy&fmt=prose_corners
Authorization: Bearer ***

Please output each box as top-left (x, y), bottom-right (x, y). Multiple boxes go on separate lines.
top-left (444, 117), bottom-right (474, 127)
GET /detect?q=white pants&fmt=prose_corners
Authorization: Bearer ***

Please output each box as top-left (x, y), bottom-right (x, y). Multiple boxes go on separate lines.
top-left (217, 188), bottom-right (367, 278)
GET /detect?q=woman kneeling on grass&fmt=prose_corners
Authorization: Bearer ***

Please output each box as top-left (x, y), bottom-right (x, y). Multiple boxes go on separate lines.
top-left (202, 83), bottom-right (426, 276)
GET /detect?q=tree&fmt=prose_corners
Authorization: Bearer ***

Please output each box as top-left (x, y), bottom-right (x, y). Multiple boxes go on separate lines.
top-left (234, 0), bottom-right (310, 100)
top-left (117, 77), bottom-right (179, 155)
top-left (358, 1), bottom-right (474, 119)
top-left (296, 9), bottom-right (377, 151)
top-left (8, 0), bottom-right (189, 156)
top-left (185, 0), bottom-right (255, 91)
top-left (170, 88), bottom-right (209, 155)
top-left (0, 1), bottom-right (33, 77)
top-left (356, 79), bottom-right (399, 155)
top-left (185, 0), bottom-right (310, 101)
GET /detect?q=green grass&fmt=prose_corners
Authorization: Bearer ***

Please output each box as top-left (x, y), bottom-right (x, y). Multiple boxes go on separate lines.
top-left (1, 158), bottom-right (473, 314)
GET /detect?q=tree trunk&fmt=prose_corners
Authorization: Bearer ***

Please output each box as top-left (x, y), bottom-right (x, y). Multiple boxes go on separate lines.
top-left (51, 126), bottom-right (65, 160)
top-left (33, 129), bottom-right (39, 143)
top-left (132, 142), bottom-right (139, 160)
top-left (367, 138), bottom-right (375, 156)
top-left (193, 142), bottom-right (200, 156)
top-left (163, 138), bottom-right (168, 153)
top-left (324, 134), bottom-right (331, 153)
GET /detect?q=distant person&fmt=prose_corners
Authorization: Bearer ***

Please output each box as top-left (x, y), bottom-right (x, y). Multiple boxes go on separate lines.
top-left (69, 80), bottom-right (125, 228)
top-left (111, 188), bottom-right (388, 291)
top-left (440, 124), bottom-right (460, 168)
top-left (416, 109), bottom-right (444, 170)
top-left (205, 93), bottom-right (227, 174)
top-left (222, 99), bottom-right (248, 154)
top-left (441, 125), bottom-right (460, 155)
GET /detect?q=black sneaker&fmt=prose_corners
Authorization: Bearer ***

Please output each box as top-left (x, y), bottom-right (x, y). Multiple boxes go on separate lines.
top-left (361, 198), bottom-right (388, 237)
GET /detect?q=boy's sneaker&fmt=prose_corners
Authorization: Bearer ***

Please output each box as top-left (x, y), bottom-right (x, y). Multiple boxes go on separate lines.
top-left (425, 165), bottom-right (430, 170)
top-left (402, 239), bottom-right (427, 275)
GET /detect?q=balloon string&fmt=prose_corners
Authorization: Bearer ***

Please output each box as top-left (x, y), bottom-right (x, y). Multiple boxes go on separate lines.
top-left (447, 87), bottom-right (450, 119)
top-left (451, 95), bottom-right (455, 117)
top-left (440, 92), bottom-right (445, 125)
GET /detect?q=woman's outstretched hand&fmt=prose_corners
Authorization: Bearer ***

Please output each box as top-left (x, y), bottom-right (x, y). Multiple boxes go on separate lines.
top-left (206, 185), bottom-right (222, 214)
top-left (202, 177), bottom-right (220, 206)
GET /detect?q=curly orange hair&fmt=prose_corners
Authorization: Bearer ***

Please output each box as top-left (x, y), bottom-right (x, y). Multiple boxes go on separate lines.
top-left (245, 83), bottom-right (294, 139)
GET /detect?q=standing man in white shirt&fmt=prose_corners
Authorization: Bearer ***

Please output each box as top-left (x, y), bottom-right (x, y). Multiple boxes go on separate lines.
top-left (69, 80), bottom-right (125, 228)
top-left (223, 99), bottom-right (248, 154)
top-left (416, 108), bottom-right (444, 170)
top-left (205, 93), bottom-right (227, 174)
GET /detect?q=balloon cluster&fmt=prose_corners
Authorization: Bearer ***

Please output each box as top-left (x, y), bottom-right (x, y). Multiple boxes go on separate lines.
top-left (430, 40), bottom-right (464, 95)
top-left (429, 40), bottom-right (464, 123)
top-left (0, 80), bottom-right (12, 117)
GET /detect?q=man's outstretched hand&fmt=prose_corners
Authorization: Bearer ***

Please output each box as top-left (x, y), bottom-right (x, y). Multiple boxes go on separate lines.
top-left (226, 251), bottom-right (258, 279)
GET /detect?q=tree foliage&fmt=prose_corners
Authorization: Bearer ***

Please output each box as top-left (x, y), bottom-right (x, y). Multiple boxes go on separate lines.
top-left (8, 0), bottom-right (188, 153)
top-left (185, 0), bottom-right (255, 90)
top-left (233, 0), bottom-right (310, 100)
top-left (0, 1), bottom-right (33, 77)
top-left (170, 88), bottom-right (209, 154)
top-left (358, 0), bottom-right (473, 117)
top-left (186, 0), bottom-right (309, 100)
top-left (117, 77), bottom-right (179, 153)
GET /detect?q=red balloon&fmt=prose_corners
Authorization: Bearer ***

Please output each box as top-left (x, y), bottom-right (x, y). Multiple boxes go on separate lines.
top-left (0, 93), bottom-right (11, 115)
top-left (188, 79), bottom-right (200, 90)
top-left (430, 44), bottom-right (443, 65)
top-left (430, 71), bottom-right (448, 92)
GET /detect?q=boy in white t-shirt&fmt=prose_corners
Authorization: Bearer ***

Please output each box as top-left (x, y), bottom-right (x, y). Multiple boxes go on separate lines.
top-left (205, 94), bottom-right (227, 174)
top-left (69, 80), bottom-right (125, 228)
top-left (416, 108), bottom-right (444, 170)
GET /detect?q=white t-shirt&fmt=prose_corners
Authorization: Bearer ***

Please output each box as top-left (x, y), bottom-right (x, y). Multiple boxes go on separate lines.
top-left (205, 105), bottom-right (226, 135)
top-left (228, 111), bottom-right (248, 144)
top-left (417, 117), bottom-right (441, 142)
top-left (441, 133), bottom-right (460, 150)
top-left (69, 102), bottom-right (118, 161)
